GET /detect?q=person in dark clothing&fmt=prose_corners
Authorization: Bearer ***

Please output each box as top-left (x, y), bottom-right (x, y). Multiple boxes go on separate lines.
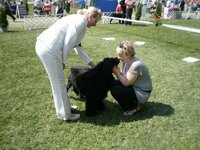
top-left (180, 0), bottom-right (185, 11)
top-left (4, 0), bottom-right (16, 21)
top-left (125, 0), bottom-right (135, 25)
top-left (120, 0), bottom-right (126, 24)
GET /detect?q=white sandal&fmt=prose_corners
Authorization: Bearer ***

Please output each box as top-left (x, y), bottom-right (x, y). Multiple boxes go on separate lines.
top-left (123, 105), bottom-right (141, 116)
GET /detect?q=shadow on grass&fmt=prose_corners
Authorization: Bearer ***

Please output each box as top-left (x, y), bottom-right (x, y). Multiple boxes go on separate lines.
top-left (4, 30), bottom-right (23, 33)
top-left (109, 23), bottom-right (147, 27)
top-left (73, 101), bottom-right (175, 126)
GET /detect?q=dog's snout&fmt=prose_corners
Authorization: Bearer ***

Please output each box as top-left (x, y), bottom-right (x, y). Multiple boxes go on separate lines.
top-left (114, 57), bottom-right (120, 65)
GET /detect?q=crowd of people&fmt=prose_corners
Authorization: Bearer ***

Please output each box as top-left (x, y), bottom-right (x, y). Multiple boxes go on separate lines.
top-left (115, 0), bottom-right (188, 25)
top-left (115, 0), bottom-right (200, 21)
top-left (33, 0), bottom-right (73, 16)
top-left (2, 0), bottom-right (29, 22)
top-left (1, 0), bottom-right (73, 18)
top-left (2, 0), bottom-right (199, 22)
top-left (115, 0), bottom-right (136, 25)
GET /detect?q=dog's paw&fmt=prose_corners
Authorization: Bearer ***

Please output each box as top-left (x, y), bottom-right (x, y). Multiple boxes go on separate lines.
top-left (86, 110), bottom-right (98, 117)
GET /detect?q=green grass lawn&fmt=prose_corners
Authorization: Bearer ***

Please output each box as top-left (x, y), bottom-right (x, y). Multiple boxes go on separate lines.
top-left (0, 14), bottom-right (200, 149)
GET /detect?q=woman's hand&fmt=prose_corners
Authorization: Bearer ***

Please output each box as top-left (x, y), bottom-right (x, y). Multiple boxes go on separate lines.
top-left (113, 65), bottom-right (138, 86)
top-left (112, 66), bottom-right (121, 75)
top-left (88, 61), bottom-right (96, 68)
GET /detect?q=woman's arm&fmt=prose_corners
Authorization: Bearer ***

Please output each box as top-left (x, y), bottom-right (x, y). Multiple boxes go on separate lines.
top-left (113, 66), bottom-right (138, 86)
top-left (74, 46), bottom-right (93, 65)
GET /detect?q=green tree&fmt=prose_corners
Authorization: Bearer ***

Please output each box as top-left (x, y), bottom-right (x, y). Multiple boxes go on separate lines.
top-left (155, 0), bottom-right (162, 17)
top-left (135, 2), bottom-right (142, 20)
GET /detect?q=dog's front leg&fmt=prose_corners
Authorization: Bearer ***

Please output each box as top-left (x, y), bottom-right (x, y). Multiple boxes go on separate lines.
top-left (96, 100), bottom-right (105, 111)
top-left (85, 95), bottom-right (97, 116)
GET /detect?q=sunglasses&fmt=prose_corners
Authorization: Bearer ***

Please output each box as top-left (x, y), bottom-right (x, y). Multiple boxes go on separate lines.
top-left (119, 42), bottom-right (126, 50)
top-left (119, 43), bottom-right (123, 48)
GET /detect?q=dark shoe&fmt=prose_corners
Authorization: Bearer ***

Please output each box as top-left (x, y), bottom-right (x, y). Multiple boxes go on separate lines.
top-left (71, 105), bottom-right (78, 113)
top-left (68, 113), bottom-right (80, 121)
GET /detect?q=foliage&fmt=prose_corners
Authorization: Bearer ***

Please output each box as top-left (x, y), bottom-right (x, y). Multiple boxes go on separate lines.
top-left (63, 0), bottom-right (70, 13)
top-left (0, 3), bottom-right (8, 28)
top-left (154, 1), bottom-right (162, 17)
top-left (152, 15), bottom-right (162, 26)
top-left (135, 2), bottom-right (142, 20)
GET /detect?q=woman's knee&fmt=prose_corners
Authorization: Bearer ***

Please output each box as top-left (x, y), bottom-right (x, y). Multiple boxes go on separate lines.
top-left (110, 86), bottom-right (121, 97)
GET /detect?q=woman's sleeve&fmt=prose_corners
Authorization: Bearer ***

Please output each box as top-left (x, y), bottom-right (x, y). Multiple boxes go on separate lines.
top-left (62, 25), bottom-right (78, 63)
top-left (74, 46), bottom-right (92, 64)
top-left (129, 62), bottom-right (142, 75)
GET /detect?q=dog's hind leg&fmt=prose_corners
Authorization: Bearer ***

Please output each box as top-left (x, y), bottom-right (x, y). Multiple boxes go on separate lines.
top-left (66, 80), bottom-right (72, 91)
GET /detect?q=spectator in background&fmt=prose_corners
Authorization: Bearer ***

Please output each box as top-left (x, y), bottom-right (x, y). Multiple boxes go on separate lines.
top-left (33, 0), bottom-right (43, 15)
top-left (180, 0), bottom-right (185, 11)
top-left (54, 0), bottom-right (63, 18)
top-left (4, 0), bottom-right (16, 21)
top-left (20, 0), bottom-right (29, 13)
top-left (125, 0), bottom-right (135, 25)
top-left (43, 0), bottom-right (52, 15)
top-left (116, 3), bottom-right (123, 13)
top-left (120, 0), bottom-right (126, 24)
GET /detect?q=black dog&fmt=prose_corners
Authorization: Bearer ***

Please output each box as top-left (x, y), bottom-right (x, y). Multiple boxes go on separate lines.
top-left (110, 12), bottom-right (123, 24)
top-left (67, 57), bottom-right (120, 116)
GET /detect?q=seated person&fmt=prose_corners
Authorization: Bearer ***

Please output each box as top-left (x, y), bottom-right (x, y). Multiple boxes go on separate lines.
top-left (111, 41), bottom-right (153, 116)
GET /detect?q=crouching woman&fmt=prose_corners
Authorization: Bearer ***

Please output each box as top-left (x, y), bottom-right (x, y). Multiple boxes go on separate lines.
top-left (111, 41), bottom-right (152, 116)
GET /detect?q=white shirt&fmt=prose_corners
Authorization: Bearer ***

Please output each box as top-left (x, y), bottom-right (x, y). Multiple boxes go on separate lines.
top-left (37, 14), bottom-right (92, 64)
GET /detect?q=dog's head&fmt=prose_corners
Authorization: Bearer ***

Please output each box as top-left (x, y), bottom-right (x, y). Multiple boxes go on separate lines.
top-left (96, 57), bottom-right (120, 76)
top-left (102, 57), bottom-right (120, 67)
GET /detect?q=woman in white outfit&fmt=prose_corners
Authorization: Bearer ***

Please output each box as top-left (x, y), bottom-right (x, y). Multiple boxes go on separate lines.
top-left (35, 7), bottom-right (102, 121)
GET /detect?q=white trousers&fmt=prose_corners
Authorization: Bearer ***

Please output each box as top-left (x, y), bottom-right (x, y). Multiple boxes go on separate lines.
top-left (35, 40), bottom-right (71, 120)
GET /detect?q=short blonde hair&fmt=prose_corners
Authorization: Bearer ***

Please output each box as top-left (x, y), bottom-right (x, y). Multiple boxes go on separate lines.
top-left (77, 7), bottom-right (102, 21)
top-left (116, 41), bottom-right (135, 58)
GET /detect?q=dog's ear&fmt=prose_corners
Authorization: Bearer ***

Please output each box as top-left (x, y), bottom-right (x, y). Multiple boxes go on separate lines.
top-left (114, 57), bottom-right (120, 65)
